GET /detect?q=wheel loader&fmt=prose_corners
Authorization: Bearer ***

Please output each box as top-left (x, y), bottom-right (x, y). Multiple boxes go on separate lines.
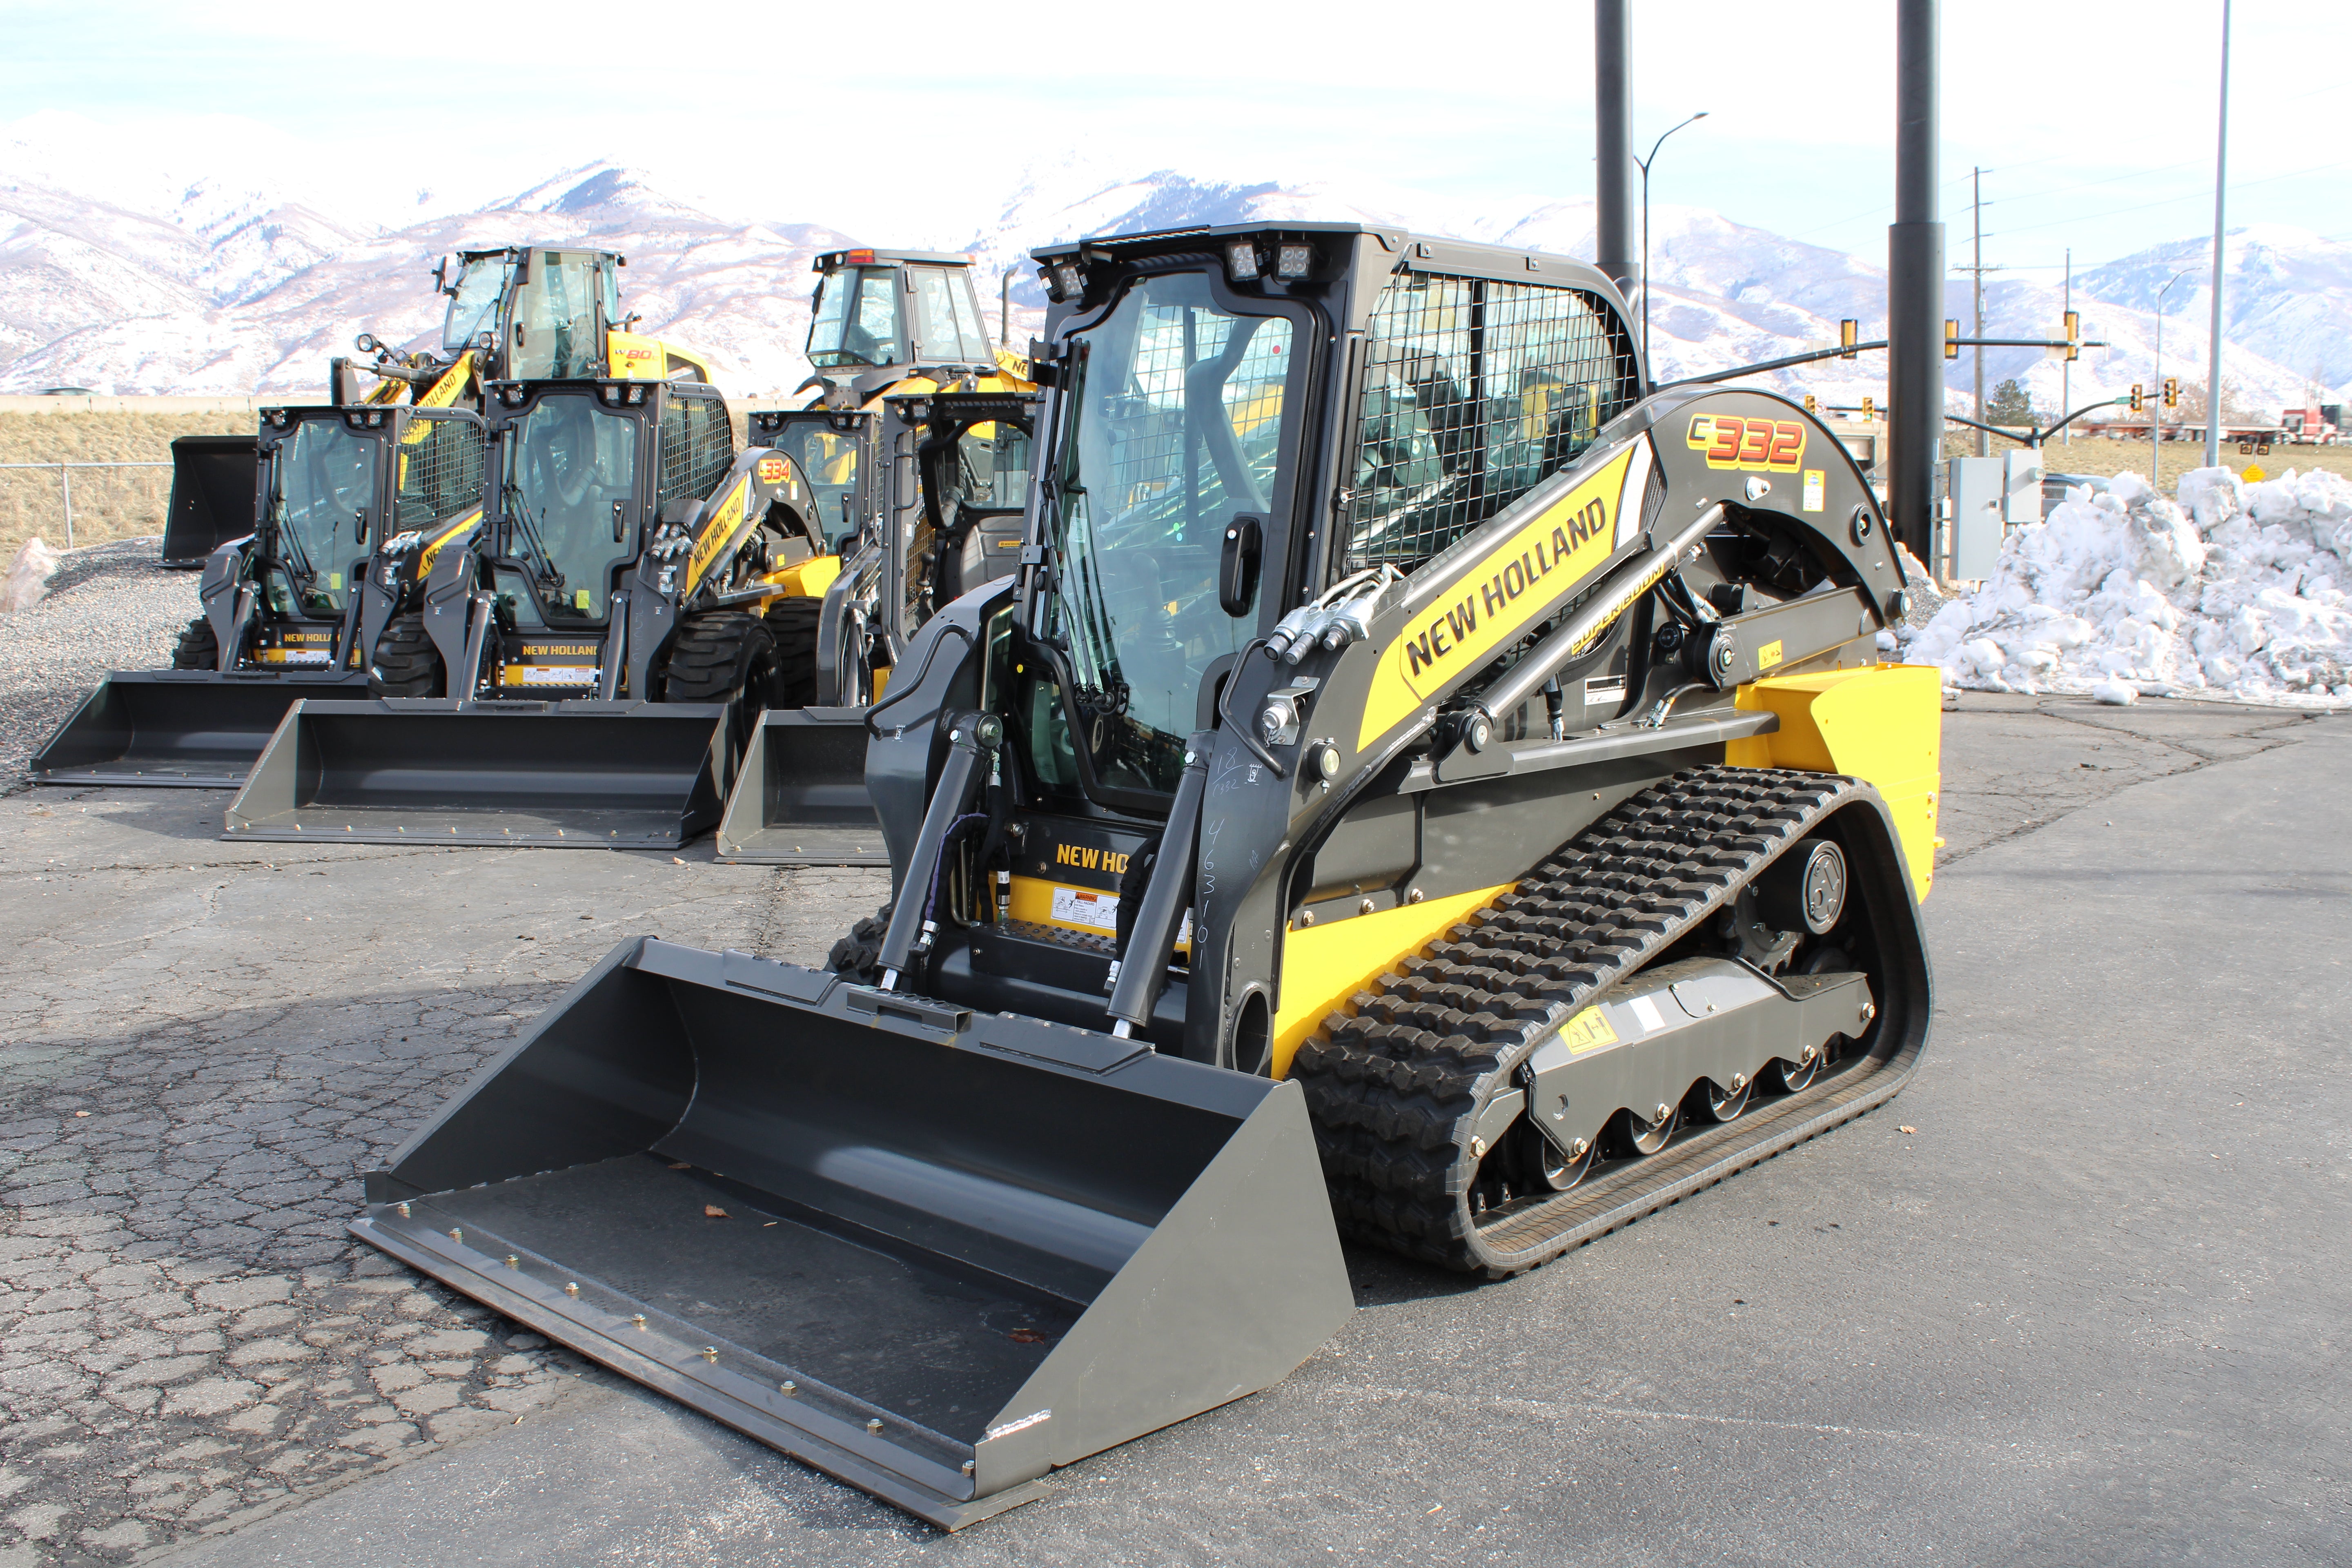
top-left (223, 376), bottom-right (834, 848)
top-left (350, 222), bottom-right (1936, 1527)
top-left (32, 404), bottom-right (487, 787)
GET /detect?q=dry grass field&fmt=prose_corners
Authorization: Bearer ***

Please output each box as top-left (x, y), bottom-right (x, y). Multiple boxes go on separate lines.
top-left (0, 411), bottom-right (252, 558)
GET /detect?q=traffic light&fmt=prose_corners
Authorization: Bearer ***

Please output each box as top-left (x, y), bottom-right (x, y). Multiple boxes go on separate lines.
top-left (1944, 320), bottom-right (1960, 361)
top-left (2130, 384), bottom-right (2145, 413)
top-left (1861, 394), bottom-right (1875, 422)
top-left (2063, 310), bottom-right (2080, 362)
top-left (1803, 393), bottom-right (1819, 415)
top-left (2163, 377), bottom-right (2179, 409)
top-left (1839, 319), bottom-right (1858, 360)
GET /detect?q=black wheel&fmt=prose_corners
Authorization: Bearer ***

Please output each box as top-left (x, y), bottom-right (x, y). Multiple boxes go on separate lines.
top-left (368, 612), bottom-right (443, 698)
top-left (663, 611), bottom-right (780, 771)
top-left (826, 901), bottom-right (893, 985)
top-left (763, 597), bottom-right (821, 709)
top-left (171, 617), bottom-right (217, 670)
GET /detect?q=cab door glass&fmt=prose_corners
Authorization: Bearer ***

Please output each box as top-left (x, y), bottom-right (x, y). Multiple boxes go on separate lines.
top-left (270, 420), bottom-right (375, 614)
top-left (503, 394), bottom-right (638, 619)
top-left (513, 251), bottom-right (600, 379)
top-left (910, 268), bottom-right (981, 365)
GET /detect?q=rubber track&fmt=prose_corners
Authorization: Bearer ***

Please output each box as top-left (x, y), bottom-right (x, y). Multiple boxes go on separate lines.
top-left (1289, 764), bottom-right (1896, 1277)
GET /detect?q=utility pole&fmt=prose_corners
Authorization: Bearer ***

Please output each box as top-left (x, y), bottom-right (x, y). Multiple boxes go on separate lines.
top-left (1972, 167), bottom-right (1986, 457)
top-left (1593, 0), bottom-right (1638, 310)
top-left (2155, 268), bottom-right (2192, 490)
top-left (2203, 0), bottom-right (2233, 467)
top-left (2061, 248), bottom-right (2072, 448)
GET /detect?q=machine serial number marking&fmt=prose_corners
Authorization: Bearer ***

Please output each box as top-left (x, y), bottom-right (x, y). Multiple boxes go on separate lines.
top-left (1686, 414), bottom-right (1806, 472)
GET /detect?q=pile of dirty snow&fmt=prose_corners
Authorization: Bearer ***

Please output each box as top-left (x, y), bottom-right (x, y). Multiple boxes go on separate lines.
top-left (1902, 467), bottom-right (2352, 707)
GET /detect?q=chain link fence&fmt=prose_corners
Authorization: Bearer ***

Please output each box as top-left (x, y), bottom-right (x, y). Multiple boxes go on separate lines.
top-left (0, 461), bottom-right (173, 552)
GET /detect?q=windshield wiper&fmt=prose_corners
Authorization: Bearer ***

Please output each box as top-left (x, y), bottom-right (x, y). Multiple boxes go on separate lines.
top-left (268, 490), bottom-right (318, 588)
top-left (501, 479), bottom-right (566, 588)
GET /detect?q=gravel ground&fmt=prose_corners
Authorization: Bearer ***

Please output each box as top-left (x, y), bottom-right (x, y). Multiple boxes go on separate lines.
top-left (0, 540), bottom-right (190, 781)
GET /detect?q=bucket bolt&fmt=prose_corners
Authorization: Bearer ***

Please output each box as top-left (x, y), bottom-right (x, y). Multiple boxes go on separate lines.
top-left (631, 1314), bottom-right (648, 1329)
top-left (699, 1347), bottom-right (718, 1363)
top-left (779, 1381), bottom-right (797, 1396)
top-left (394, 1202), bottom-right (410, 1219)
top-left (564, 1282), bottom-right (580, 1296)
top-left (504, 1254), bottom-right (520, 1269)
top-left (865, 1418), bottom-right (884, 1435)
top-left (448, 1227), bottom-right (463, 1244)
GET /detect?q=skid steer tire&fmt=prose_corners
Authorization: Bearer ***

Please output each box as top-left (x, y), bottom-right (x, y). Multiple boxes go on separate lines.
top-left (826, 901), bottom-right (892, 984)
top-left (367, 613), bottom-right (443, 698)
top-left (171, 617), bottom-right (218, 670)
top-left (762, 597), bottom-right (821, 709)
top-left (662, 612), bottom-right (779, 705)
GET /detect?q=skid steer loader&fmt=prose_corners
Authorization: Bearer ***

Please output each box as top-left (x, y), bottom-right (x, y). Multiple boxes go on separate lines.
top-left (223, 376), bottom-right (834, 848)
top-left (717, 388), bottom-right (1037, 862)
top-left (33, 405), bottom-right (486, 788)
top-left (352, 223), bottom-right (1936, 1527)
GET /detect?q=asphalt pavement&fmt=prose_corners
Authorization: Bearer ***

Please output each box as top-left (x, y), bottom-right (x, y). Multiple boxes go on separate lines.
top-left (2, 695), bottom-right (2345, 1566)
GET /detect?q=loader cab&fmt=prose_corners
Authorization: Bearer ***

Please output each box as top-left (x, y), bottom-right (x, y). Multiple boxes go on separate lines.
top-left (443, 248), bottom-right (665, 384)
top-left (805, 249), bottom-right (1001, 399)
top-left (483, 379), bottom-right (731, 631)
top-left (881, 390), bottom-right (1038, 637)
top-left (252, 404), bottom-right (488, 668)
top-left (748, 408), bottom-right (872, 552)
top-left (1005, 224), bottom-right (1642, 816)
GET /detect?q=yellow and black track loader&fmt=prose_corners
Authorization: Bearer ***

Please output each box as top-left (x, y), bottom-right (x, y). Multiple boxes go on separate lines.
top-left (351, 223), bottom-right (1936, 1527)
top-left (33, 405), bottom-right (486, 788)
top-left (223, 377), bottom-right (833, 848)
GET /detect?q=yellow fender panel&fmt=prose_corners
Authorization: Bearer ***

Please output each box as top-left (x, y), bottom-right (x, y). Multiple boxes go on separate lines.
top-left (1726, 663), bottom-right (1943, 900)
top-left (1272, 882), bottom-right (1516, 1079)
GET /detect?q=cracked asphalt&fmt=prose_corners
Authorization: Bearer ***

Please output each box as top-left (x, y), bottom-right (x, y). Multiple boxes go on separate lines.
top-left (0, 660), bottom-right (2340, 1563)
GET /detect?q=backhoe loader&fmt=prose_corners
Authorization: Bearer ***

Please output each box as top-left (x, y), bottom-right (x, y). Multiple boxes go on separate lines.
top-left (223, 376), bottom-right (830, 847)
top-left (333, 245), bottom-right (714, 411)
top-left (351, 222), bottom-right (1936, 1527)
top-left (33, 404), bottom-right (486, 787)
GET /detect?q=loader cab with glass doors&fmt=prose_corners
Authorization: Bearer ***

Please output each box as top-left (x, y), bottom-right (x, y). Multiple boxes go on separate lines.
top-left (801, 248), bottom-right (1019, 406)
top-left (435, 247), bottom-right (715, 385)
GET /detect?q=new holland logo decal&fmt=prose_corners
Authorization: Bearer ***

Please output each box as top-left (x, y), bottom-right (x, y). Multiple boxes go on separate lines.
top-left (1356, 445), bottom-right (1640, 748)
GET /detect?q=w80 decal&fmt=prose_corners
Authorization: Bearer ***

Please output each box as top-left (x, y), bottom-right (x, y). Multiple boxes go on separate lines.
top-left (1686, 413), bottom-right (1806, 472)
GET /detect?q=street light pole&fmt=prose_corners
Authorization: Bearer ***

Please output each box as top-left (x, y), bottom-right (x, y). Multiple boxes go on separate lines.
top-left (1634, 111), bottom-right (1707, 379)
top-left (2203, 0), bottom-right (2233, 468)
top-left (2154, 268), bottom-right (2191, 489)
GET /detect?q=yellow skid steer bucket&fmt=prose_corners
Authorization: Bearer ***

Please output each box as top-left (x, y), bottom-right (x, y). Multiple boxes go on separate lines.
top-left (352, 938), bottom-right (1353, 1528)
top-left (224, 698), bottom-right (729, 849)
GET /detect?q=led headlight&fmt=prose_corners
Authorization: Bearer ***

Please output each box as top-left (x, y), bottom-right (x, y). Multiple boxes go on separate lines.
top-left (1226, 239), bottom-right (1263, 281)
top-left (1275, 243), bottom-right (1314, 279)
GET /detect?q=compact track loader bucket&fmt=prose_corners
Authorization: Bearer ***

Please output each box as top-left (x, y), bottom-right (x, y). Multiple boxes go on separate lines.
top-left (713, 706), bottom-right (886, 864)
top-left (352, 938), bottom-right (1352, 1529)
top-left (31, 671), bottom-right (363, 788)
top-left (159, 436), bottom-right (259, 568)
top-left (223, 699), bottom-right (730, 848)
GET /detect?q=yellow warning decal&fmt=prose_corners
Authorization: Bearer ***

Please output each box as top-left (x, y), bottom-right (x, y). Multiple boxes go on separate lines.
top-left (1356, 445), bottom-right (1635, 748)
top-left (1560, 1008), bottom-right (1619, 1054)
top-left (1757, 639), bottom-right (1784, 671)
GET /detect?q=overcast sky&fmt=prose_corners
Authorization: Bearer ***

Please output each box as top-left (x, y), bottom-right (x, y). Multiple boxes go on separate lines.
top-left (6, 0), bottom-right (2345, 274)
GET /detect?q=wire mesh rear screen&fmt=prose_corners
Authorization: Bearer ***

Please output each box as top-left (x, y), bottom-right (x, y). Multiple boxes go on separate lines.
top-left (659, 394), bottom-right (734, 508)
top-left (392, 416), bottom-right (485, 532)
top-left (1343, 275), bottom-right (1637, 573)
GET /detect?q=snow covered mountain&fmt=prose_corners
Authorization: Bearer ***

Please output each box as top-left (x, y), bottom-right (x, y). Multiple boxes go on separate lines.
top-left (3, 150), bottom-right (2345, 421)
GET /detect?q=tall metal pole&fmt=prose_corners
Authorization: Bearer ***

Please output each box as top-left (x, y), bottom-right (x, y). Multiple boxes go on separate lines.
top-left (1888, 0), bottom-right (1945, 568)
top-left (1972, 167), bottom-right (1987, 457)
top-left (1594, 0), bottom-right (1637, 311)
top-left (2203, 0), bottom-right (2232, 467)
